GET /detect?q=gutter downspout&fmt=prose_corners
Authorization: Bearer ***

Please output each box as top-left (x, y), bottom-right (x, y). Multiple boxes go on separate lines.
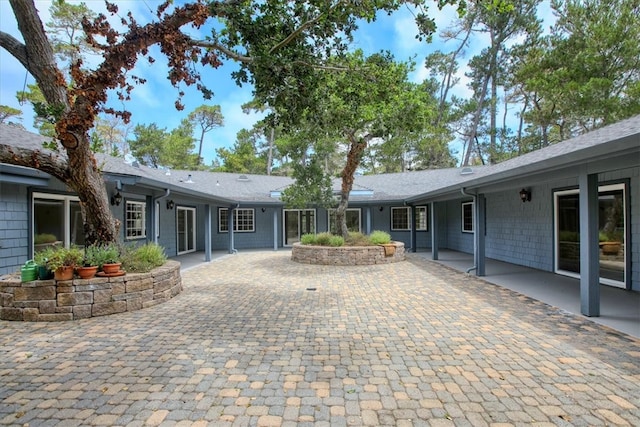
top-left (152, 189), bottom-right (170, 244)
top-left (460, 187), bottom-right (477, 274)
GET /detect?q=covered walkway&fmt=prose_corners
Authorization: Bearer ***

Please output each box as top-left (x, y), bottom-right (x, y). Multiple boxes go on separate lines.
top-left (414, 249), bottom-right (639, 338)
top-left (173, 248), bottom-right (639, 338)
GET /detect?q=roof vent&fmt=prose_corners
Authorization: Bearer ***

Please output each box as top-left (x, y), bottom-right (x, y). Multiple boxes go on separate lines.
top-left (182, 174), bottom-right (194, 183)
top-left (460, 167), bottom-right (473, 175)
top-left (237, 174), bottom-right (250, 182)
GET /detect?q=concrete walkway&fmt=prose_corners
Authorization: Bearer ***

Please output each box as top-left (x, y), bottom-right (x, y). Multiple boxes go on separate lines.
top-left (2, 251), bottom-right (639, 426)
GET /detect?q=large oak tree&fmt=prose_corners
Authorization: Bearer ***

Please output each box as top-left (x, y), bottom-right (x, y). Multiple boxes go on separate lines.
top-left (0, 0), bottom-right (454, 245)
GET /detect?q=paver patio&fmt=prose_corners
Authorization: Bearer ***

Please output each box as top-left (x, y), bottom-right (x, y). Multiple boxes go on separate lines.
top-left (1, 251), bottom-right (639, 426)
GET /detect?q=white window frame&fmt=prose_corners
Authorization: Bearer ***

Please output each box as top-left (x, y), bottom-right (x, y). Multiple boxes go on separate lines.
top-left (328, 208), bottom-right (361, 233)
top-left (125, 200), bottom-right (147, 239)
top-left (219, 208), bottom-right (255, 232)
top-left (32, 192), bottom-right (82, 251)
top-left (391, 207), bottom-right (411, 231)
top-left (416, 206), bottom-right (428, 231)
top-left (461, 201), bottom-right (474, 233)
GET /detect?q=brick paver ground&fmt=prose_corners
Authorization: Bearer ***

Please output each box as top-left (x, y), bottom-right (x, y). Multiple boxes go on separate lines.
top-left (1, 251), bottom-right (639, 426)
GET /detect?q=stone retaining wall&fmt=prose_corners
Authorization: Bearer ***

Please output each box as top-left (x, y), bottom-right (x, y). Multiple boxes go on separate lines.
top-left (292, 242), bottom-right (405, 265)
top-left (0, 260), bottom-right (182, 321)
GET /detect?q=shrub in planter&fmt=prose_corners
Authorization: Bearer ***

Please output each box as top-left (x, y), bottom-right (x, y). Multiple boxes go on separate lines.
top-left (346, 232), bottom-right (369, 246)
top-left (33, 246), bottom-right (56, 279)
top-left (369, 230), bottom-right (391, 245)
top-left (300, 233), bottom-right (316, 245)
top-left (88, 244), bottom-right (121, 272)
top-left (328, 235), bottom-right (345, 247)
top-left (315, 232), bottom-right (334, 246)
top-left (121, 243), bottom-right (167, 273)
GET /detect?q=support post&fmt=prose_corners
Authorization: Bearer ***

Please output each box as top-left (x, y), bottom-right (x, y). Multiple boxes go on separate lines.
top-left (431, 202), bottom-right (438, 260)
top-left (204, 204), bottom-right (211, 262)
top-left (273, 209), bottom-right (278, 251)
top-left (475, 194), bottom-right (486, 276)
top-left (579, 173), bottom-right (600, 316)
top-left (410, 205), bottom-right (417, 253)
top-left (228, 206), bottom-right (235, 254)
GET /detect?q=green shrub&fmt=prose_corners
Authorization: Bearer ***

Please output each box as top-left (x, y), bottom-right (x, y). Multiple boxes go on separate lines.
top-left (300, 233), bottom-right (316, 245)
top-left (369, 230), bottom-right (391, 245)
top-left (315, 232), bottom-right (333, 246)
top-left (34, 233), bottom-right (57, 244)
top-left (87, 243), bottom-right (121, 268)
top-left (34, 246), bottom-right (56, 267)
top-left (121, 243), bottom-right (167, 273)
top-left (328, 235), bottom-right (345, 247)
top-left (45, 246), bottom-right (84, 271)
top-left (346, 231), bottom-right (369, 246)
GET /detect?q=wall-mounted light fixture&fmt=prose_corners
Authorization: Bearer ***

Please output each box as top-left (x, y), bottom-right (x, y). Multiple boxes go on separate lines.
top-left (261, 207), bottom-right (266, 213)
top-left (379, 206), bottom-right (384, 212)
top-left (111, 191), bottom-right (122, 206)
top-left (166, 200), bottom-right (175, 210)
top-left (519, 188), bottom-right (532, 203)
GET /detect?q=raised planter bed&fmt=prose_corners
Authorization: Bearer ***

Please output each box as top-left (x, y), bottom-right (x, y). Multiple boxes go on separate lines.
top-left (0, 260), bottom-right (182, 322)
top-left (291, 242), bottom-right (405, 265)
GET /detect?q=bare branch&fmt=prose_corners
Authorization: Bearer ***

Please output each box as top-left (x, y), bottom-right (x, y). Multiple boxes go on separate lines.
top-left (0, 31), bottom-right (28, 67)
top-left (190, 39), bottom-right (253, 63)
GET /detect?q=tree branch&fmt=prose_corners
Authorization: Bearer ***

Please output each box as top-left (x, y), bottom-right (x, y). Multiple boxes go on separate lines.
top-left (190, 39), bottom-right (253, 63)
top-left (0, 31), bottom-right (28, 67)
top-left (0, 143), bottom-right (71, 182)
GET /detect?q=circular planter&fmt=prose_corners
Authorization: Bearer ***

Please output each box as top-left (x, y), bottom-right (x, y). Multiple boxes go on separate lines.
top-left (292, 242), bottom-right (405, 265)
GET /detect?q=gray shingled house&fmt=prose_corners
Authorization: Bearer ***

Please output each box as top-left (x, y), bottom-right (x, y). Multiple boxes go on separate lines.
top-left (1, 114), bottom-right (638, 316)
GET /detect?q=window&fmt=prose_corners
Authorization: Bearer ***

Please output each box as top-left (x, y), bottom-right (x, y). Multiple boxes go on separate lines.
top-left (126, 200), bottom-right (146, 239)
top-left (462, 201), bottom-right (474, 233)
top-left (219, 208), bottom-right (255, 232)
top-left (328, 209), bottom-right (361, 233)
top-left (391, 207), bottom-right (411, 230)
top-left (32, 193), bottom-right (84, 254)
top-left (416, 206), bottom-right (428, 231)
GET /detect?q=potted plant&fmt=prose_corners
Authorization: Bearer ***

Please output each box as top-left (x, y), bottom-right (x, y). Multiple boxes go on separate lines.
top-left (75, 245), bottom-right (100, 279)
top-left (46, 246), bottom-right (84, 280)
top-left (93, 243), bottom-right (122, 274)
top-left (33, 246), bottom-right (56, 280)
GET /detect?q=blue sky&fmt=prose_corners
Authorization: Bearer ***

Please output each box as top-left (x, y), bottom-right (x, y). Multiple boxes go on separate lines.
top-left (0, 1), bottom-right (554, 165)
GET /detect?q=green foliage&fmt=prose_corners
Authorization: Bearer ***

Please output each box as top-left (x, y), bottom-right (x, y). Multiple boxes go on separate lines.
top-left (369, 230), bottom-right (391, 245)
top-left (215, 128), bottom-right (268, 174)
top-left (121, 243), bottom-right (167, 273)
top-left (328, 235), bottom-right (345, 247)
top-left (346, 232), bottom-right (369, 246)
top-left (0, 105), bottom-right (22, 124)
top-left (300, 233), bottom-right (316, 245)
top-left (34, 233), bottom-right (57, 245)
top-left (45, 246), bottom-right (84, 271)
top-left (314, 232), bottom-right (334, 246)
top-left (86, 244), bottom-right (121, 268)
top-left (33, 246), bottom-right (57, 267)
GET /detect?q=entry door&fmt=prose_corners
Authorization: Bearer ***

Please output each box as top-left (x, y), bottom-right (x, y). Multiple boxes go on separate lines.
top-left (284, 209), bottom-right (315, 246)
top-left (555, 184), bottom-right (627, 288)
top-left (177, 207), bottom-right (196, 254)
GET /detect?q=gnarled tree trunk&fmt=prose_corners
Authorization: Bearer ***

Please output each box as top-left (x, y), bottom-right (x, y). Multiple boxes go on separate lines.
top-left (336, 132), bottom-right (370, 238)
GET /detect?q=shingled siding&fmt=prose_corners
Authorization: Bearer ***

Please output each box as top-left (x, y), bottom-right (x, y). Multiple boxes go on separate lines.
top-left (0, 183), bottom-right (29, 276)
top-left (484, 184), bottom-right (555, 271)
top-left (443, 199), bottom-right (474, 254)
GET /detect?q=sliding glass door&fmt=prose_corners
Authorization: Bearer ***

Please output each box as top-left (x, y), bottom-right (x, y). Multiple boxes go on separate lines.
top-left (555, 183), bottom-right (626, 287)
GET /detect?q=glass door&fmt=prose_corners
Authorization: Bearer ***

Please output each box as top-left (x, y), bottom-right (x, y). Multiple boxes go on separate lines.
top-left (555, 184), bottom-right (626, 288)
top-left (284, 209), bottom-right (315, 246)
top-left (177, 207), bottom-right (196, 254)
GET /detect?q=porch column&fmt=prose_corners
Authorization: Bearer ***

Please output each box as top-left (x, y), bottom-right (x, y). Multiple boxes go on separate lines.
top-left (273, 209), bottom-right (278, 251)
top-left (204, 204), bottom-right (212, 262)
top-left (228, 206), bottom-right (235, 254)
top-left (475, 194), bottom-right (486, 276)
top-left (410, 205), bottom-right (417, 253)
top-left (365, 207), bottom-right (372, 235)
top-left (579, 173), bottom-right (600, 316)
top-left (431, 202), bottom-right (438, 260)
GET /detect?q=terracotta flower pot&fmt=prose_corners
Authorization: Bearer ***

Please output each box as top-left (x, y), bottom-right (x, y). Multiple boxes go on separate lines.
top-left (76, 265), bottom-right (98, 279)
top-left (102, 263), bottom-right (122, 274)
top-left (54, 265), bottom-right (74, 281)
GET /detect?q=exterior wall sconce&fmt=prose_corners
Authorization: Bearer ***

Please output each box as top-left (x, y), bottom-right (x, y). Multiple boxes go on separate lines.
top-left (166, 200), bottom-right (175, 210)
top-left (379, 206), bottom-right (384, 211)
top-left (111, 191), bottom-right (122, 206)
top-left (261, 207), bottom-right (266, 213)
top-left (519, 188), bottom-right (532, 202)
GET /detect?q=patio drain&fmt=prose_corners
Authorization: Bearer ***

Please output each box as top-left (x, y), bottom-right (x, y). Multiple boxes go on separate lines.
top-left (306, 287), bottom-right (317, 291)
